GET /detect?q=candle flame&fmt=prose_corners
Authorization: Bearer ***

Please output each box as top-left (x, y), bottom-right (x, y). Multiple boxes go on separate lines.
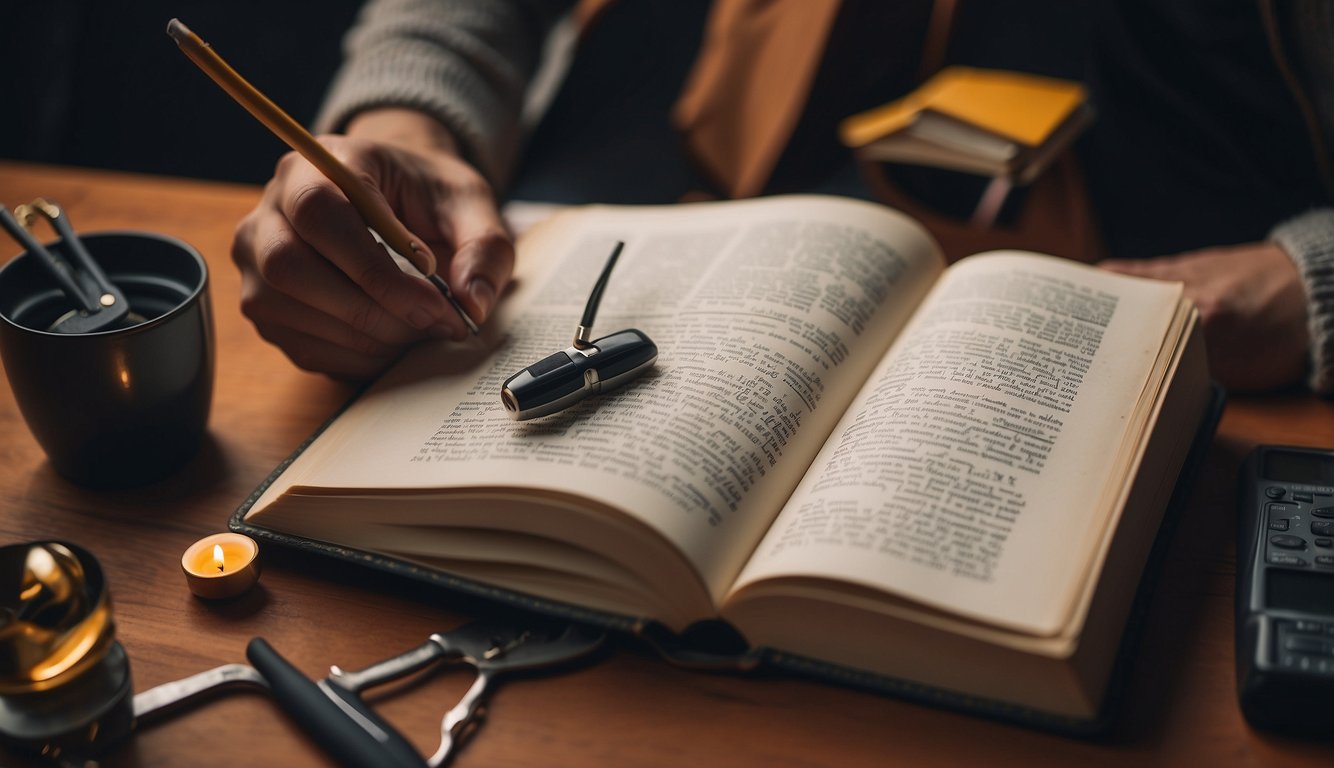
top-left (213, 544), bottom-right (225, 572)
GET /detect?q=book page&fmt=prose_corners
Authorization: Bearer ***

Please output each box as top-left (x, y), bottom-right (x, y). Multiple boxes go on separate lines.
top-left (729, 252), bottom-right (1185, 635)
top-left (249, 196), bottom-right (944, 610)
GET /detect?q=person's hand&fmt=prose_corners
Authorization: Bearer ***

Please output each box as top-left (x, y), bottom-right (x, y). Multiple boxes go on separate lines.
top-left (231, 110), bottom-right (514, 379)
top-left (1099, 242), bottom-right (1309, 391)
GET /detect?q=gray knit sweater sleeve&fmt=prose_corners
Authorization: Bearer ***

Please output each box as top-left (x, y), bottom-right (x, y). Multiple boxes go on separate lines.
top-left (315, 0), bottom-right (574, 186)
top-left (1272, 209), bottom-right (1334, 395)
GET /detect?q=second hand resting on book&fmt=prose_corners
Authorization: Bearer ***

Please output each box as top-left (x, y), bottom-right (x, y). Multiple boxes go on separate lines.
top-left (1099, 241), bottom-right (1310, 393)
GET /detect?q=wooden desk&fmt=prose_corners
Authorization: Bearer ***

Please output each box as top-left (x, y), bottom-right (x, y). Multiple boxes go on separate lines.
top-left (1, 161), bottom-right (1332, 766)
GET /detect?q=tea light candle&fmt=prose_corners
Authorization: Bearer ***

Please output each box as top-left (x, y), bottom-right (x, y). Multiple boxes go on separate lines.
top-left (182, 533), bottom-right (260, 599)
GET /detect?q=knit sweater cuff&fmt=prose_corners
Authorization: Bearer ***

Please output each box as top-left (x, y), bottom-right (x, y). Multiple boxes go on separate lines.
top-left (1272, 208), bottom-right (1334, 395)
top-left (315, 2), bottom-right (552, 187)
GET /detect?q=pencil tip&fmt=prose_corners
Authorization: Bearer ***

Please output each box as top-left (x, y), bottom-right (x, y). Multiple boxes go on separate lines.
top-left (166, 18), bottom-right (189, 42)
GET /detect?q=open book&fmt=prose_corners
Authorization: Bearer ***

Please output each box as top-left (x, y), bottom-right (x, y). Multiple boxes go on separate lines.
top-left (236, 195), bottom-right (1215, 729)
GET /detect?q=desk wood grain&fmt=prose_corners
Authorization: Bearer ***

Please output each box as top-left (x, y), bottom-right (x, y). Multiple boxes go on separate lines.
top-left (1, 161), bottom-right (1332, 766)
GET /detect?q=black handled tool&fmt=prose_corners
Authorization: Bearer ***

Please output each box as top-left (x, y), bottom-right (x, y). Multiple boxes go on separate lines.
top-left (327, 620), bottom-right (606, 766)
top-left (128, 621), bottom-right (604, 766)
top-left (246, 638), bottom-right (425, 768)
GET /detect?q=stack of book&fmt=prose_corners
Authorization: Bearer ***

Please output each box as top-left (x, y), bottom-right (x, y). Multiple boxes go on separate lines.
top-left (840, 67), bottom-right (1093, 225)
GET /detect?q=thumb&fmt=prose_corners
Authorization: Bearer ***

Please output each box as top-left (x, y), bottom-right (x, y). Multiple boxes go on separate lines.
top-left (351, 162), bottom-right (439, 277)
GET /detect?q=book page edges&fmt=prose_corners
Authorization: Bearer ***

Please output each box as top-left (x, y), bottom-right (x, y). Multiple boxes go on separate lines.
top-left (719, 306), bottom-right (1210, 718)
top-left (247, 484), bottom-right (715, 633)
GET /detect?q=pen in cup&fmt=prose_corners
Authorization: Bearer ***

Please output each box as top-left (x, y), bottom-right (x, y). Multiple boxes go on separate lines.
top-left (165, 18), bottom-right (479, 335)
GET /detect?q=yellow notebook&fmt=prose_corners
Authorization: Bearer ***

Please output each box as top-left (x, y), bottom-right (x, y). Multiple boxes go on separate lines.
top-left (840, 67), bottom-right (1091, 182)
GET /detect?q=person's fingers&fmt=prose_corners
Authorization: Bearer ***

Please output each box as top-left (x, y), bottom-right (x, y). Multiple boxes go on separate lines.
top-left (1096, 258), bottom-right (1139, 272)
top-left (238, 277), bottom-right (418, 361)
top-left (1100, 245), bottom-right (1311, 391)
top-left (272, 152), bottom-right (460, 336)
top-left (452, 230), bottom-right (514, 323)
top-left (1098, 257), bottom-right (1174, 279)
top-left (432, 181), bottom-right (515, 324)
top-left (233, 202), bottom-right (436, 376)
top-left (244, 210), bottom-right (438, 347)
top-left (374, 147), bottom-right (515, 325)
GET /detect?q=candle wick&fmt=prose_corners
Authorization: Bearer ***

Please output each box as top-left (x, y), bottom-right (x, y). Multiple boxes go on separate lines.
top-left (217, 564), bottom-right (224, 572)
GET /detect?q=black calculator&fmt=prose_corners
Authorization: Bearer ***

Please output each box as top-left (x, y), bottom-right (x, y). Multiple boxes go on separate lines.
top-left (1236, 445), bottom-right (1334, 735)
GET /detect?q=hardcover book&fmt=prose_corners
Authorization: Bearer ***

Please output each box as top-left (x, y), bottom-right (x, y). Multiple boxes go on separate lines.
top-left (233, 195), bottom-right (1217, 733)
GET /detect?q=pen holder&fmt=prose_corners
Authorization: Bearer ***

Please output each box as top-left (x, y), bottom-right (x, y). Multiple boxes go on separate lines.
top-left (0, 542), bottom-right (135, 763)
top-left (0, 231), bottom-right (214, 487)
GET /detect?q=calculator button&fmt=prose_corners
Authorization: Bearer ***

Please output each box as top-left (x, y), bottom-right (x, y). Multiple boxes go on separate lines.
top-left (1312, 521), bottom-right (1334, 537)
top-left (1294, 620), bottom-right (1327, 633)
top-left (1294, 492), bottom-right (1315, 503)
top-left (1313, 506), bottom-right (1334, 519)
top-left (1267, 487), bottom-right (1287, 499)
top-left (1270, 535), bottom-right (1307, 549)
top-left (1317, 538), bottom-right (1333, 548)
top-left (1317, 555), bottom-right (1334, 567)
top-left (1270, 553), bottom-right (1309, 566)
top-left (1270, 519), bottom-right (1291, 531)
top-left (1269, 502), bottom-right (1299, 516)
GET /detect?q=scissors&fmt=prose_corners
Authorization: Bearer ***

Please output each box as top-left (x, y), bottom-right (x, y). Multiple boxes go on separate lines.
top-left (0, 199), bottom-right (132, 333)
top-left (132, 619), bottom-right (606, 767)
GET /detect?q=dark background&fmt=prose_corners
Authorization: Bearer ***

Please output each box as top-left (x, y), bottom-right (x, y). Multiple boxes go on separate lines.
top-left (0, 1), bottom-right (1091, 191)
top-left (1, 1), bottom-right (1322, 260)
top-left (0, 0), bottom-right (364, 185)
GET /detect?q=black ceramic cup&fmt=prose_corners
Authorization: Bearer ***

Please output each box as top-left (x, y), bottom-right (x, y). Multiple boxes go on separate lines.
top-left (0, 231), bottom-right (214, 487)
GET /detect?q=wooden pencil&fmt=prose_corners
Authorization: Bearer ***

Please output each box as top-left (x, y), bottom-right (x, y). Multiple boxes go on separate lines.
top-left (166, 18), bottom-right (478, 333)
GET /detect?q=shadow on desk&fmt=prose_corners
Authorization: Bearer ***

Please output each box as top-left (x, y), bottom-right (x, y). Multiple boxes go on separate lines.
top-left (18, 433), bottom-right (236, 521)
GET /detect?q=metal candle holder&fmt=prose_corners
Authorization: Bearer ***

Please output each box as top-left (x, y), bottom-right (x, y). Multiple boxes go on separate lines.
top-left (0, 541), bottom-right (134, 763)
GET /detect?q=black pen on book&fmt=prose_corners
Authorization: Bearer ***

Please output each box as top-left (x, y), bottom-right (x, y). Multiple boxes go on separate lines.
top-left (165, 18), bottom-right (479, 334)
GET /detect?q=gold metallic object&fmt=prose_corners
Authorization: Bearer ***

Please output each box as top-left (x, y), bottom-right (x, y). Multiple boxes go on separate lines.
top-left (0, 542), bottom-right (114, 694)
top-left (0, 197), bottom-right (134, 333)
top-left (0, 542), bottom-right (133, 763)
